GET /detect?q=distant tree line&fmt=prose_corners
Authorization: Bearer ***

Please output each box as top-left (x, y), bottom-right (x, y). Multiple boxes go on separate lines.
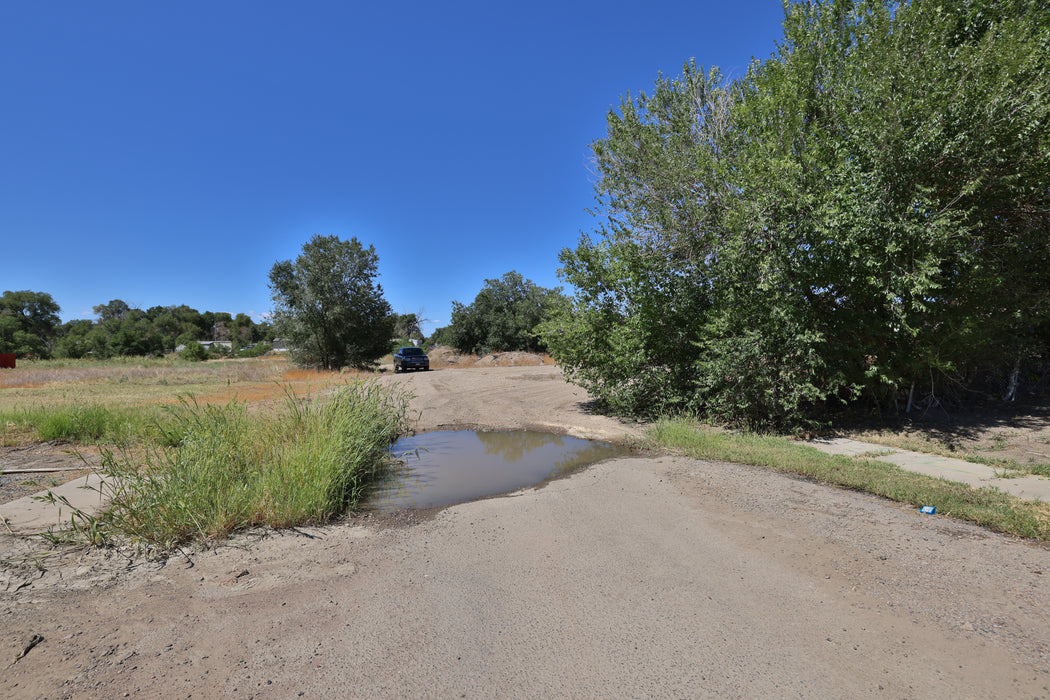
top-left (0, 290), bottom-right (273, 359)
top-left (541, 0), bottom-right (1050, 429)
top-left (269, 235), bottom-right (566, 370)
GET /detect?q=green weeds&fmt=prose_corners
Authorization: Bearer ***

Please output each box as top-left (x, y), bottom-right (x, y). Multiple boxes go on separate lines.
top-left (647, 418), bottom-right (1050, 541)
top-left (0, 404), bottom-right (162, 445)
top-left (40, 381), bottom-right (410, 551)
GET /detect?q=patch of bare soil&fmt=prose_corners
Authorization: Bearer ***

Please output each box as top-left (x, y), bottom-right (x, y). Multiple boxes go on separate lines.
top-left (2, 366), bottom-right (1050, 697)
top-left (378, 363), bottom-right (637, 442)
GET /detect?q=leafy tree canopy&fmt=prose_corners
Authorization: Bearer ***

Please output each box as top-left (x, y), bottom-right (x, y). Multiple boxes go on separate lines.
top-left (7, 296), bottom-right (272, 360)
top-left (269, 234), bottom-right (395, 369)
top-left (393, 313), bottom-right (423, 344)
top-left (443, 271), bottom-right (567, 355)
top-left (543, 0), bottom-right (1050, 428)
top-left (0, 290), bottom-right (61, 358)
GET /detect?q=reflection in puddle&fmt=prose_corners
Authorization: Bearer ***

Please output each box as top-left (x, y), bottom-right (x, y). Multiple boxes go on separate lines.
top-left (366, 430), bottom-right (630, 511)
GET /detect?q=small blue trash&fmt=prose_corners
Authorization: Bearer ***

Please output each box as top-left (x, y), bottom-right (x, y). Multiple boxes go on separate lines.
top-left (920, 505), bottom-right (937, 515)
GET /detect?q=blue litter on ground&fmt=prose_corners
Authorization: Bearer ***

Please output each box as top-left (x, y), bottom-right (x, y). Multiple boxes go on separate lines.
top-left (920, 505), bottom-right (937, 514)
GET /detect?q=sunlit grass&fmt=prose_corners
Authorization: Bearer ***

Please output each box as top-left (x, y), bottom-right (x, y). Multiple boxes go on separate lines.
top-left (0, 356), bottom-right (381, 446)
top-left (48, 381), bottom-right (410, 551)
top-left (0, 404), bottom-right (162, 446)
top-left (648, 418), bottom-right (1050, 541)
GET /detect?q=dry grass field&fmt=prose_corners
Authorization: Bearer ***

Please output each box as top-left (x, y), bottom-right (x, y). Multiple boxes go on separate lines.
top-left (0, 349), bottom-right (555, 413)
top-left (0, 355), bottom-right (367, 413)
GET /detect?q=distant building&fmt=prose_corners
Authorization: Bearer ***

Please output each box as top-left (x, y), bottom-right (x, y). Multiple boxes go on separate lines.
top-left (173, 340), bottom-right (233, 353)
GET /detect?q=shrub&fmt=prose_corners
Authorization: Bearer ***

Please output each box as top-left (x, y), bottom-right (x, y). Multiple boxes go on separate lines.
top-left (179, 341), bottom-right (208, 362)
top-left (87, 382), bottom-right (410, 549)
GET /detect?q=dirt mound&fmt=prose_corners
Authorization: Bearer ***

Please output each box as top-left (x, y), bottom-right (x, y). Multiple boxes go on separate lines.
top-left (426, 346), bottom-right (554, 369)
top-left (425, 346), bottom-right (468, 368)
top-left (474, 351), bottom-right (551, 367)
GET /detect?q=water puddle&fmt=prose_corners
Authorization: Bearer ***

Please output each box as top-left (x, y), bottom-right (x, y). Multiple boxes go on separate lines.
top-left (367, 430), bottom-right (631, 511)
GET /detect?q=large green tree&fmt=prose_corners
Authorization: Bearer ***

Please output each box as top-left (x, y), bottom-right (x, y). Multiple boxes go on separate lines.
top-left (443, 271), bottom-right (566, 355)
top-left (269, 235), bottom-right (395, 369)
top-left (50, 301), bottom-right (269, 358)
top-left (392, 313), bottom-right (423, 344)
top-left (545, 0), bottom-right (1050, 428)
top-left (0, 290), bottom-right (61, 358)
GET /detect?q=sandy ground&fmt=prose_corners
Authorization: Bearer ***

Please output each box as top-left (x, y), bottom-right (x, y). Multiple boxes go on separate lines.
top-left (2, 365), bottom-right (1050, 698)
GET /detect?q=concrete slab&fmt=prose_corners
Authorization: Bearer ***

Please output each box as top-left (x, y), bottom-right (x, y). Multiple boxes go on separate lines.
top-left (877, 451), bottom-right (995, 488)
top-left (806, 437), bottom-right (1050, 502)
top-left (0, 472), bottom-right (112, 536)
top-left (808, 437), bottom-right (901, 458)
top-left (1002, 475), bottom-right (1050, 502)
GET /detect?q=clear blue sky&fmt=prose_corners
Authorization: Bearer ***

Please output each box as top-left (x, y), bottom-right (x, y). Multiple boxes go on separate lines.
top-left (1, 1), bottom-right (786, 334)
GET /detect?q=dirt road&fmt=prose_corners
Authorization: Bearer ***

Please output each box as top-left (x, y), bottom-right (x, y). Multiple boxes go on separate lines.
top-left (2, 366), bottom-right (1049, 698)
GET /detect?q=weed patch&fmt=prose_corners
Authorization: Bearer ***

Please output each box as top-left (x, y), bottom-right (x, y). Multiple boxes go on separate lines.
top-left (648, 418), bottom-right (1050, 541)
top-left (61, 381), bottom-right (409, 550)
top-left (1, 404), bottom-right (161, 445)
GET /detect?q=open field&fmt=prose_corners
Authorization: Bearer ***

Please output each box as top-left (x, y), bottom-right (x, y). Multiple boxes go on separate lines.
top-left (0, 350), bottom-right (555, 415)
top-left (0, 356), bottom-right (361, 414)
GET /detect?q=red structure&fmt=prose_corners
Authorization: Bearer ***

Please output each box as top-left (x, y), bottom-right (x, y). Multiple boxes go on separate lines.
top-left (0, 354), bottom-right (15, 369)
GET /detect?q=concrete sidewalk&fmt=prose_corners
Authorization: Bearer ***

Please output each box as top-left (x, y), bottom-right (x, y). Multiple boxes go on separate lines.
top-left (0, 472), bottom-right (111, 536)
top-left (805, 437), bottom-right (1050, 502)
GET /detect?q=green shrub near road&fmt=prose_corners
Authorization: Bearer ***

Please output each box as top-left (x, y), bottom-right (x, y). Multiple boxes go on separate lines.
top-left (178, 341), bottom-right (208, 362)
top-left (59, 381), bottom-right (409, 550)
top-left (2, 404), bottom-right (161, 445)
top-left (547, 0), bottom-right (1050, 429)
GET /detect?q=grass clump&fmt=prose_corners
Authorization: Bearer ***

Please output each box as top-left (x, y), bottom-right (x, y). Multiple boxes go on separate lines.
top-left (1, 404), bottom-right (162, 445)
top-left (648, 418), bottom-right (1050, 541)
top-left (74, 381), bottom-right (409, 551)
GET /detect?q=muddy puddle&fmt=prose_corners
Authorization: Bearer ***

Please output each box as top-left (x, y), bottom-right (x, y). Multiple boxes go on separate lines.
top-left (366, 430), bottom-right (631, 511)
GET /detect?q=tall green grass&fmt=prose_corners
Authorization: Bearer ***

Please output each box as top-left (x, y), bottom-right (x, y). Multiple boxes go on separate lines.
top-left (69, 381), bottom-right (409, 550)
top-left (1, 404), bottom-right (164, 445)
top-left (648, 418), bottom-right (1050, 541)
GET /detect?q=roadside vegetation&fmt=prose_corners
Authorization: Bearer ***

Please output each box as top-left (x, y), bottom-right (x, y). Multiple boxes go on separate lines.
top-left (539, 0), bottom-right (1050, 537)
top-left (3, 403), bottom-right (160, 446)
top-left (647, 418), bottom-right (1050, 541)
top-left (47, 383), bottom-right (409, 551)
top-left (541, 0), bottom-right (1049, 430)
top-left (3, 355), bottom-right (410, 550)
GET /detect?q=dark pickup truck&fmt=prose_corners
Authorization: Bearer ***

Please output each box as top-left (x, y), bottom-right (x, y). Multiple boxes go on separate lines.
top-left (393, 346), bottom-right (430, 372)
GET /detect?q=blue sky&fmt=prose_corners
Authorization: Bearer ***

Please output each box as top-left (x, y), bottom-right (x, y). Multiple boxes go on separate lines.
top-left (1, 1), bottom-right (786, 334)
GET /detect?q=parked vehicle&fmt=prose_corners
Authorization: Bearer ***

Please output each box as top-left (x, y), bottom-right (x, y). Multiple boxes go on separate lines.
top-left (393, 346), bottom-right (430, 372)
